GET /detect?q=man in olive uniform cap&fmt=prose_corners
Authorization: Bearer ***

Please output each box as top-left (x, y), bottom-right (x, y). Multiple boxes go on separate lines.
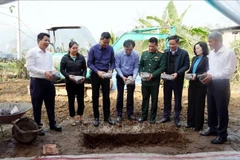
top-left (138, 37), bottom-right (166, 124)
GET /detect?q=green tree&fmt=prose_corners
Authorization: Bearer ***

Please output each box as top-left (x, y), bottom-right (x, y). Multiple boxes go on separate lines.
top-left (137, 0), bottom-right (209, 55)
top-left (109, 30), bottom-right (119, 45)
top-left (230, 39), bottom-right (240, 83)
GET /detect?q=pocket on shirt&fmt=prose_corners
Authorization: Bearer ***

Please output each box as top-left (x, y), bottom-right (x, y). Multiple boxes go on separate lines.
top-left (152, 58), bottom-right (160, 64)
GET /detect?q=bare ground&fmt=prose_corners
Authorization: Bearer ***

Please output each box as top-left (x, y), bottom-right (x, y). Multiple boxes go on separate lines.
top-left (0, 80), bottom-right (240, 158)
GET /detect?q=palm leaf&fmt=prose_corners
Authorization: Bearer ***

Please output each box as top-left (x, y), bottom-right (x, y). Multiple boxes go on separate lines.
top-left (179, 5), bottom-right (191, 25)
top-left (138, 18), bottom-right (153, 28)
top-left (146, 16), bottom-right (165, 26)
top-left (167, 0), bottom-right (179, 25)
top-left (162, 6), bottom-right (168, 21)
top-left (142, 40), bottom-right (149, 51)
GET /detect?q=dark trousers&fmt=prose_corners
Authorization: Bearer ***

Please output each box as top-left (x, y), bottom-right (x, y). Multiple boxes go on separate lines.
top-left (187, 83), bottom-right (207, 130)
top-left (163, 80), bottom-right (184, 120)
top-left (30, 78), bottom-right (56, 127)
top-left (91, 72), bottom-right (110, 120)
top-left (66, 82), bottom-right (84, 117)
top-left (141, 84), bottom-right (160, 120)
top-left (116, 75), bottom-right (135, 117)
top-left (207, 79), bottom-right (230, 138)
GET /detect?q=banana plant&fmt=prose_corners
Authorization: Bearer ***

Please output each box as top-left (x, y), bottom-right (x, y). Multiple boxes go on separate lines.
top-left (109, 30), bottom-right (119, 45)
top-left (137, 0), bottom-right (209, 56)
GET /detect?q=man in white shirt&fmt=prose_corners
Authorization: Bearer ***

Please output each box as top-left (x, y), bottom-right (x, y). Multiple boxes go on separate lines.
top-left (25, 33), bottom-right (62, 136)
top-left (200, 31), bottom-right (237, 144)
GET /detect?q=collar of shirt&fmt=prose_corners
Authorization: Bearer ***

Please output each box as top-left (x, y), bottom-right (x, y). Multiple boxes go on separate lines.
top-left (98, 44), bottom-right (107, 50)
top-left (213, 45), bottom-right (225, 54)
top-left (124, 52), bottom-right (132, 56)
top-left (170, 48), bottom-right (178, 55)
top-left (149, 50), bottom-right (159, 54)
top-left (196, 55), bottom-right (203, 59)
top-left (36, 46), bottom-right (47, 53)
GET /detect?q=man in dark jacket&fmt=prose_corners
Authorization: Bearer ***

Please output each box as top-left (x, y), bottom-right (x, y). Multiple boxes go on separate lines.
top-left (160, 35), bottom-right (190, 127)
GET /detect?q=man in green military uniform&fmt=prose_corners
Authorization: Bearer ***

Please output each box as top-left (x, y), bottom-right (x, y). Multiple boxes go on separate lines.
top-left (138, 37), bottom-right (166, 124)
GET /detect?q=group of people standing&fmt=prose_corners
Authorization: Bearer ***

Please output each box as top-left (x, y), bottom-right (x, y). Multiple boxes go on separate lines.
top-left (25, 31), bottom-right (237, 145)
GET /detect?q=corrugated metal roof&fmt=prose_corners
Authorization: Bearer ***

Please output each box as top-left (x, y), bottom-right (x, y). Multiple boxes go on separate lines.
top-left (0, 0), bottom-right (15, 5)
top-left (205, 0), bottom-right (240, 24)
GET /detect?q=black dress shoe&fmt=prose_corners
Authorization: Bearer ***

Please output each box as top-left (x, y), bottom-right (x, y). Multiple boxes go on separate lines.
top-left (211, 136), bottom-right (227, 144)
top-left (160, 117), bottom-right (170, 123)
top-left (128, 115), bottom-right (136, 121)
top-left (50, 124), bottom-right (62, 131)
top-left (38, 128), bottom-right (45, 136)
top-left (185, 124), bottom-right (193, 128)
top-left (138, 117), bottom-right (147, 123)
top-left (93, 118), bottom-right (99, 127)
top-left (175, 119), bottom-right (181, 128)
top-left (116, 116), bottom-right (122, 123)
top-left (105, 118), bottom-right (115, 125)
top-left (194, 127), bottom-right (203, 132)
top-left (149, 119), bottom-right (156, 124)
top-left (200, 130), bottom-right (217, 136)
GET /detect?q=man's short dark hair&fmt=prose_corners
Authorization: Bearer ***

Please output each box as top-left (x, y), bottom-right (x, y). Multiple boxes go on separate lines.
top-left (167, 35), bottom-right (179, 43)
top-left (148, 37), bottom-right (158, 45)
top-left (123, 39), bottom-right (135, 48)
top-left (100, 32), bottom-right (111, 40)
top-left (37, 32), bottom-right (50, 41)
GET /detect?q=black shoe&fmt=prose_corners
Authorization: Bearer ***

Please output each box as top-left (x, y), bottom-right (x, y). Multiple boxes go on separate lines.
top-left (194, 127), bottom-right (203, 132)
top-left (105, 118), bottom-right (115, 125)
top-left (211, 136), bottom-right (227, 144)
top-left (185, 124), bottom-right (193, 128)
top-left (160, 117), bottom-right (170, 123)
top-left (116, 116), bottom-right (122, 123)
top-left (50, 124), bottom-right (62, 131)
top-left (128, 115), bottom-right (136, 121)
top-left (138, 117), bottom-right (147, 123)
top-left (200, 130), bottom-right (217, 136)
top-left (38, 129), bottom-right (45, 136)
top-left (93, 118), bottom-right (99, 127)
top-left (149, 119), bottom-right (156, 124)
top-left (175, 119), bottom-right (181, 128)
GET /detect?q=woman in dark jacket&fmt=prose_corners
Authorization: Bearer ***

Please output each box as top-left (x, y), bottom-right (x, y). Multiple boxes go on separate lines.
top-left (186, 41), bottom-right (209, 131)
top-left (60, 41), bottom-right (87, 126)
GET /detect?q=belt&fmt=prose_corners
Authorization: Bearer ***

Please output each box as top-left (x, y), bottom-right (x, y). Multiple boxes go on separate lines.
top-left (30, 77), bottom-right (47, 81)
top-left (117, 74), bottom-right (133, 77)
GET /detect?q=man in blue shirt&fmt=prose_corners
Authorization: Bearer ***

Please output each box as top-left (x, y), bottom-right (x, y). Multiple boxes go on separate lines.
top-left (115, 39), bottom-right (139, 123)
top-left (87, 32), bottom-right (115, 127)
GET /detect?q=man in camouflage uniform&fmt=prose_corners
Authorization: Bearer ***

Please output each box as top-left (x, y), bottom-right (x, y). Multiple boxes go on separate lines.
top-left (138, 37), bottom-right (166, 124)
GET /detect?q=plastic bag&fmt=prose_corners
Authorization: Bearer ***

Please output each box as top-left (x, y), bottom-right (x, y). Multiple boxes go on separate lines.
top-left (197, 73), bottom-right (207, 81)
top-left (72, 76), bottom-right (85, 84)
top-left (140, 72), bottom-right (151, 81)
top-left (0, 108), bottom-right (10, 115)
top-left (125, 76), bottom-right (135, 85)
top-left (102, 72), bottom-right (112, 79)
top-left (185, 73), bottom-right (194, 80)
top-left (49, 71), bottom-right (61, 82)
top-left (161, 74), bottom-right (174, 80)
top-left (10, 106), bottom-right (19, 114)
